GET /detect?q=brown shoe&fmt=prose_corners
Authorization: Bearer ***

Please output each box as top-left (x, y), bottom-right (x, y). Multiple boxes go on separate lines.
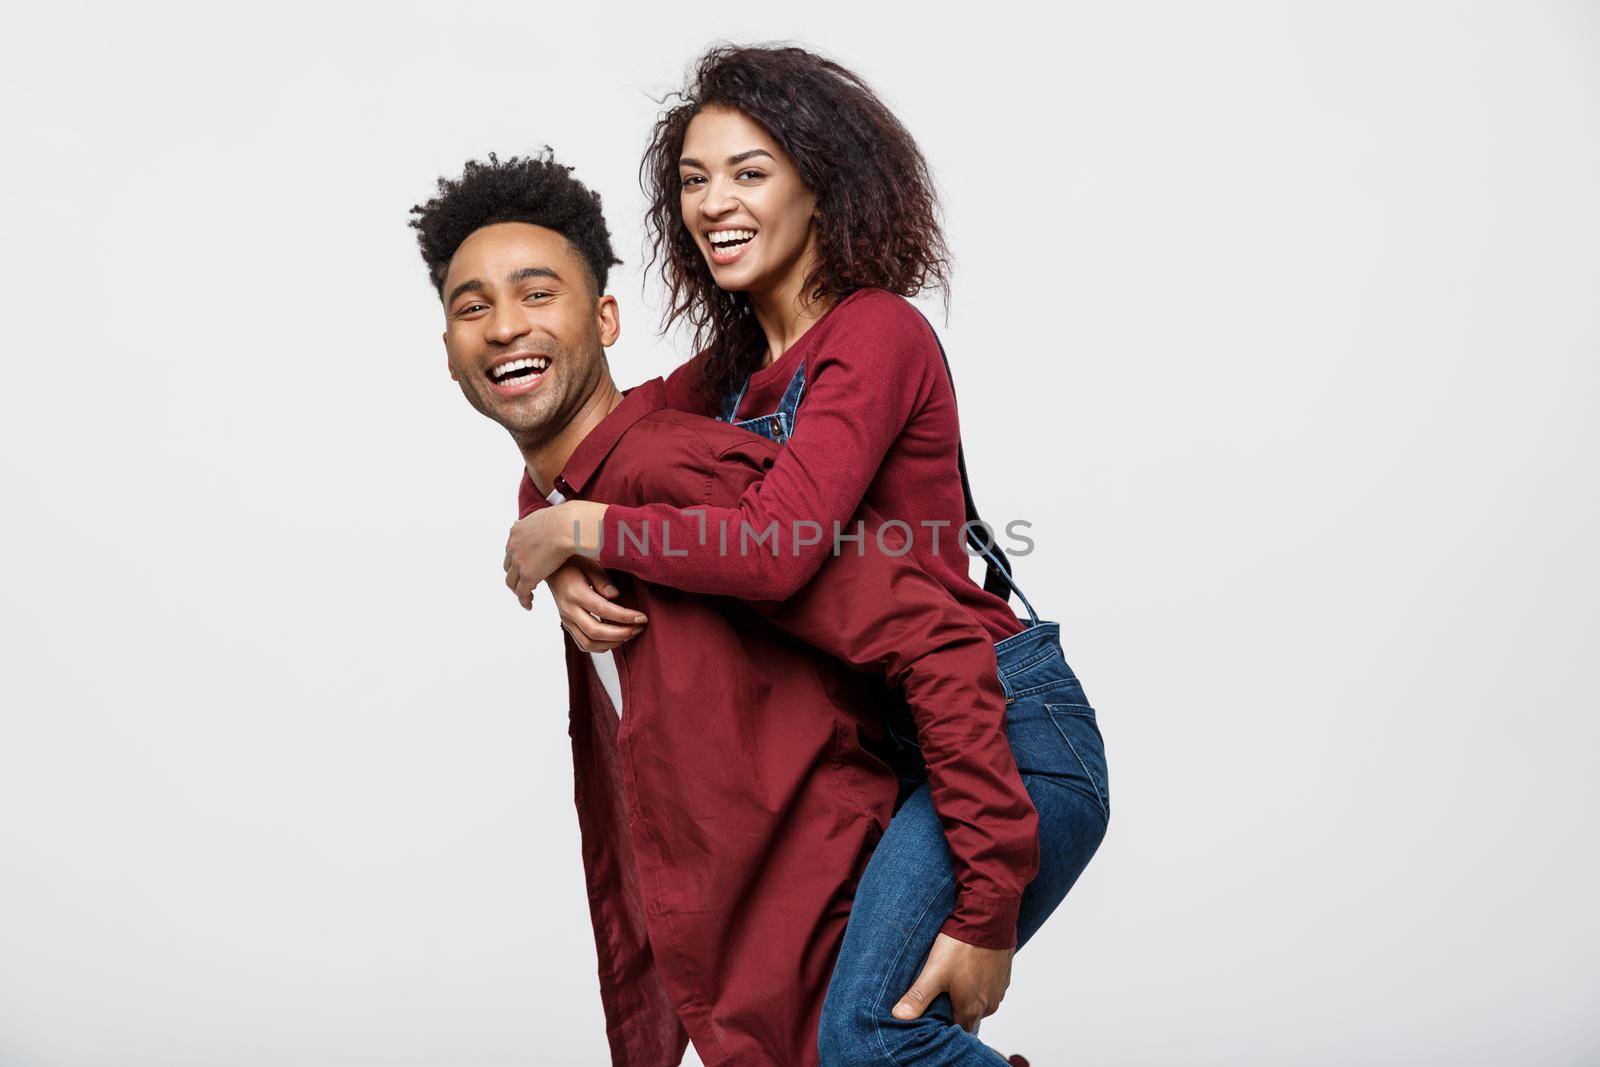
top-left (1006, 1057), bottom-right (1031, 1067)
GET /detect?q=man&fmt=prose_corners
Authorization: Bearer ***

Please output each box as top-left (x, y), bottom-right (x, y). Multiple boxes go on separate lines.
top-left (410, 152), bottom-right (1037, 1066)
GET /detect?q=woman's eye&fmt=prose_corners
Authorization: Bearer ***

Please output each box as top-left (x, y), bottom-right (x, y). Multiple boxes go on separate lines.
top-left (680, 174), bottom-right (705, 188)
top-left (737, 169), bottom-right (764, 181)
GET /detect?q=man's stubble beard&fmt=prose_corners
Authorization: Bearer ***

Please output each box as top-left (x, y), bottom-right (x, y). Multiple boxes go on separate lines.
top-left (494, 335), bottom-right (607, 452)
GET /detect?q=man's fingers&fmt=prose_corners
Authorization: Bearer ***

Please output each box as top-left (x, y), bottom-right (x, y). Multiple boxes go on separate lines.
top-left (574, 557), bottom-right (622, 600)
top-left (891, 981), bottom-right (935, 1020)
top-left (572, 561), bottom-right (644, 625)
top-left (953, 998), bottom-right (989, 1033)
top-left (573, 585), bottom-right (646, 626)
top-left (566, 628), bottom-right (641, 654)
top-left (505, 564), bottom-right (531, 609)
top-left (562, 606), bottom-right (645, 650)
top-left (891, 961), bottom-right (945, 1021)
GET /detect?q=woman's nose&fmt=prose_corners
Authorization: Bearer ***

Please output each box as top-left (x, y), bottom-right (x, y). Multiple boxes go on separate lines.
top-left (700, 176), bottom-right (737, 218)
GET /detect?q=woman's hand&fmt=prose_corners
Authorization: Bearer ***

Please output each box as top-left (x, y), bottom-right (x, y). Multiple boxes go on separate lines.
top-left (891, 932), bottom-right (1014, 1033)
top-left (503, 500), bottom-right (608, 609)
top-left (549, 558), bottom-right (648, 652)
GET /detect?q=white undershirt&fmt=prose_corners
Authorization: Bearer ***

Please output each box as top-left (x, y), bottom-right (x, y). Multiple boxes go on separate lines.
top-left (546, 486), bottom-right (624, 718)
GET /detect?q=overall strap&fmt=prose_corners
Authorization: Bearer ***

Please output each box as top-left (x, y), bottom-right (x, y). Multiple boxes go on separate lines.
top-left (908, 307), bottom-right (1017, 605)
top-left (719, 372), bottom-right (752, 423)
top-left (777, 361), bottom-right (807, 420)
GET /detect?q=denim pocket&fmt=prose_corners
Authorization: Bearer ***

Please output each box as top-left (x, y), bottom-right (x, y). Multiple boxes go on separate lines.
top-left (1004, 651), bottom-right (1082, 701)
top-left (1042, 703), bottom-right (1110, 821)
top-left (732, 411), bottom-right (790, 444)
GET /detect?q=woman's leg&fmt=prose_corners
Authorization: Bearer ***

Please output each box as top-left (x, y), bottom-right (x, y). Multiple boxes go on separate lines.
top-left (818, 645), bottom-right (1109, 1065)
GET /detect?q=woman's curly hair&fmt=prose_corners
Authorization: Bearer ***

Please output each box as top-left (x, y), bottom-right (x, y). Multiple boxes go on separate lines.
top-left (642, 44), bottom-right (952, 406)
top-left (410, 149), bottom-right (622, 297)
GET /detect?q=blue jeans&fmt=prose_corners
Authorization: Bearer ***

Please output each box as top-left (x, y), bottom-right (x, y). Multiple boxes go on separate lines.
top-left (818, 621), bottom-right (1110, 1065)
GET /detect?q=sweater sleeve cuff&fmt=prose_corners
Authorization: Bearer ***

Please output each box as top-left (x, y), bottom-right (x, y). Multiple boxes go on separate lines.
top-left (938, 892), bottom-right (1022, 951)
top-left (596, 504), bottom-right (650, 569)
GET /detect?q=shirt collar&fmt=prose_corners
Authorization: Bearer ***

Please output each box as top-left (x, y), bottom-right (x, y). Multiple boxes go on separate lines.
top-left (552, 377), bottom-right (667, 498)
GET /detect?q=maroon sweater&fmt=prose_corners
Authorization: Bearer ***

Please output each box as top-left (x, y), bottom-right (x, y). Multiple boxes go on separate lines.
top-left (526, 287), bottom-right (1026, 643)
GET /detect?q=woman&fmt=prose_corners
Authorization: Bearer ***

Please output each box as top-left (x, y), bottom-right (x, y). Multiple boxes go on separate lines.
top-left (505, 45), bottom-right (1109, 1065)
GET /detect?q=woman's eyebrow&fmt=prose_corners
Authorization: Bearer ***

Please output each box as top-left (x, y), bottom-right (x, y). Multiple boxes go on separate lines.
top-left (678, 149), bottom-right (776, 168)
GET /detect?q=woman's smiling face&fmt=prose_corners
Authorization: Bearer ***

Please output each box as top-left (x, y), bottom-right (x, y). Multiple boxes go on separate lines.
top-left (678, 105), bottom-right (819, 297)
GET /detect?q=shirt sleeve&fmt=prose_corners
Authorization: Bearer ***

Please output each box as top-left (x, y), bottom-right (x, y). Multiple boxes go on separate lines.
top-left (596, 294), bottom-right (940, 601)
top-left (657, 354), bottom-right (717, 417)
top-left (700, 433), bottom-right (1040, 950)
top-left (517, 468), bottom-right (549, 519)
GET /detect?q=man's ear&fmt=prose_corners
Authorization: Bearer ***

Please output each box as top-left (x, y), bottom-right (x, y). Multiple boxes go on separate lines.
top-left (596, 294), bottom-right (621, 348)
top-left (443, 331), bottom-right (457, 381)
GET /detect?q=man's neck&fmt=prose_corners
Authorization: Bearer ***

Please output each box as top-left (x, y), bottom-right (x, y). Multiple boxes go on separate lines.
top-left (519, 376), bottom-right (624, 497)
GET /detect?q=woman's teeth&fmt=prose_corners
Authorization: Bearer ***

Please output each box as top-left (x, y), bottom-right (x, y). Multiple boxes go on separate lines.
top-left (489, 356), bottom-right (549, 382)
top-left (709, 229), bottom-right (755, 265)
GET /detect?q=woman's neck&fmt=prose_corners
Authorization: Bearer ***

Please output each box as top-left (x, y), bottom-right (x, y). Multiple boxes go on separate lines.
top-left (747, 240), bottom-right (831, 367)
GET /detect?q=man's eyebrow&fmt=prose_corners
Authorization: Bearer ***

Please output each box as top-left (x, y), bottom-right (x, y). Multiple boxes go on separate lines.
top-left (446, 267), bottom-right (561, 306)
top-left (446, 278), bottom-right (484, 306)
top-left (678, 149), bottom-right (776, 168)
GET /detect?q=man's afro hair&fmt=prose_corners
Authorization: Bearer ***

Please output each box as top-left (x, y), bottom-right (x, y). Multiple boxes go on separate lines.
top-left (409, 149), bottom-right (622, 297)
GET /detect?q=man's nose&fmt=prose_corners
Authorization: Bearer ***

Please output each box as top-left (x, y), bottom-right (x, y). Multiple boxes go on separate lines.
top-left (485, 303), bottom-right (531, 345)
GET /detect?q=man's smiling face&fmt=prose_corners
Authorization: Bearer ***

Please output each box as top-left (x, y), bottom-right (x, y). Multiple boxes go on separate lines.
top-left (441, 221), bottom-right (618, 442)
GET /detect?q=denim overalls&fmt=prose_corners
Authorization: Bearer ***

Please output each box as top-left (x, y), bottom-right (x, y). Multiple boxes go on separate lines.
top-left (719, 355), bottom-right (1112, 1064)
top-left (719, 362), bottom-right (807, 444)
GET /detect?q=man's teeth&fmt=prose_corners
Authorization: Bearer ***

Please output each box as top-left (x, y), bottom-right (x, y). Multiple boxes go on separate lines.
top-left (490, 356), bottom-right (550, 382)
top-left (709, 229), bottom-right (755, 246)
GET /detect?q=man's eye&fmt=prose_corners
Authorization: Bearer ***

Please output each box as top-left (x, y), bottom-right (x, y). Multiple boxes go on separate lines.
top-left (457, 303), bottom-right (487, 316)
top-left (525, 290), bottom-right (551, 301)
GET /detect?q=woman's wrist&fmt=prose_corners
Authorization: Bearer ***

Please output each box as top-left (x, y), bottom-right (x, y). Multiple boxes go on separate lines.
top-left (560, 500), bottom-right (609, 558)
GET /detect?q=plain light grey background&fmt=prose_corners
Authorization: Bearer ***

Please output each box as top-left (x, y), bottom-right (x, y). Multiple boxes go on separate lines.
top-left (2, 2), bottom-right (1597, 1064)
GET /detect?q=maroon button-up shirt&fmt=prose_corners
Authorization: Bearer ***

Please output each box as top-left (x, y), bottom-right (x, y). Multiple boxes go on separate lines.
top-left (521, 379), bottom-right (1038, 1066)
